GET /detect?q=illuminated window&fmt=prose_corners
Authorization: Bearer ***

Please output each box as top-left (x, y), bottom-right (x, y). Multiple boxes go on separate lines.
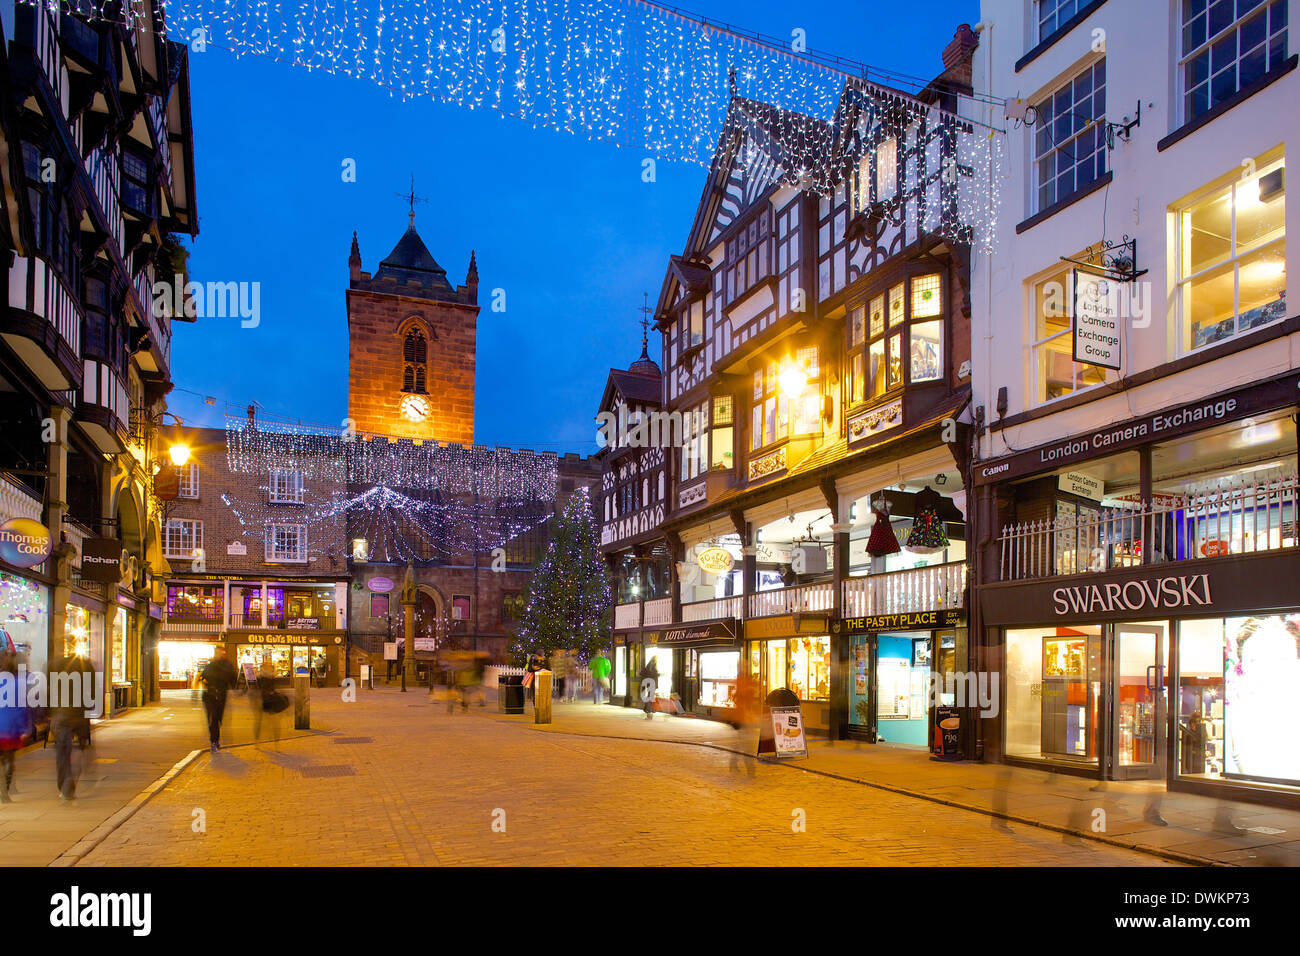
top-left (1031, 264), bottom-right (1107, 404)
top-left (711, 395), bottom-right (734, 470)
top-left (176, 463), bottom-right (199, 499)
top-left (164, 519), bottom-right (202, 559)
top-left (1180, 0), bottom-right (1288, 124)
top-left (847, 276), bottom-right (943, 402)
top-left (1177, 154), bottom-right (1285, 352)
top-left (750, 364), bottom-right (788, 450)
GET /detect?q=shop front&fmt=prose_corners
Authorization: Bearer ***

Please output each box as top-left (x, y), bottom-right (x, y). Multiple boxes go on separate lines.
top-left (656, 620), bottom-right (740, 718)
top-left (743, 614), bottom-right (832, 735)
top-left (0, 570), bottom-right (50, 673)
top-left (975, 371), bottom-right (1300, 804)
top-left (157, 631), bottom-right (344, 689)
top-left (835, 609), bottom-right (965, 747)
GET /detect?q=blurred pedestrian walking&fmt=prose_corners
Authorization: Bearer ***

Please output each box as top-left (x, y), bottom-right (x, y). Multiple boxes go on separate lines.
top-left (255, 658), bottom-right (288, 742)
top-left (48, 650), bottom-right (95, 799)
top-left (200, 647), bottom-right (238, 754)
top-left (638, 655), bottom-right (659, 719)
top-left (0, 650), bottom-right (33, 802)
top-left (589, 650), bottom-right (611, 705)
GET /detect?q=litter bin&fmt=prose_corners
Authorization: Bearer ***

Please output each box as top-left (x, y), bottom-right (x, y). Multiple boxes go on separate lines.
top-left (499, 675), bottom-right (525, 714)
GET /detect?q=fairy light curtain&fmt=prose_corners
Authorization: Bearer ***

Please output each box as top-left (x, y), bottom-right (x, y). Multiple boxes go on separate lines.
top-left (42, 0), bottom-right (1005, 249)
top-left (220, 413), bottom-right (558, 561)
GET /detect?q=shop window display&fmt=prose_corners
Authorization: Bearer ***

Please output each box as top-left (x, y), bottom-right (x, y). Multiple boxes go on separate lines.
top-left (699, 650), bottom-right (739, 708)
top-left (788, 636), bottom-right (830, 702)
top-left (0, 572), bottom-right (49, 673)
top-left (110, 607), bottom-right (127, 684)
top-left (158, 642), bottom-right (216, 688)
top-left (1005, 626), bottom-right (1102, 762)
top-left (1179, 614), bottom-right (1300, 787)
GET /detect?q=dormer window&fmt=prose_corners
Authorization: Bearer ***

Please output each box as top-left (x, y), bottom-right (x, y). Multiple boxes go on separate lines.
top-left (402, 327), bottom-right (428, 393)
top-left (678, 297), bottom-right (705, 353)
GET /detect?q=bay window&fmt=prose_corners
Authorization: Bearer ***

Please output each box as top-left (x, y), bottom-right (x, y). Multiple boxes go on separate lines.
top-left (751, 363), bottom-right (787, 450)
top-left (710, 395), bottom-right (734, 470)
top-left (680, 401), bottom-right (707, 482)
top-left (846, 274), bottom-right (945, 406)
top-left (1180, 0), bottom-right (1288, 124)
top-left (1178, 154), bottom-right (1286, 351)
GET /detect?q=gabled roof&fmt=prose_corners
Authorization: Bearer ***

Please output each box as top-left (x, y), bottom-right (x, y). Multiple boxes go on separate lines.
top-left (655, 95), bottom-right (833, 323)
top-left (374, 219), bottom-right (453, 290)
top-left (597, 357), bottom-right (662, 418)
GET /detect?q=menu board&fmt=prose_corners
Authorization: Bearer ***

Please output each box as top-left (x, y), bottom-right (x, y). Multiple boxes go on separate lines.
top-left (853, 644), bottom-right (868, 696)
top-left (770, 706), bottom-right (808, 758)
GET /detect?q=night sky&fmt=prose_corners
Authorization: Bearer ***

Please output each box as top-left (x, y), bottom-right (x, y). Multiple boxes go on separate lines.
top-left (166, 0), bottom-right (979, 454)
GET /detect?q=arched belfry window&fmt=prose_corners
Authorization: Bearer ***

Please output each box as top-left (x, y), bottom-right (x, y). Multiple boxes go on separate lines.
top-left (402, 327), bottom-right (428, 394)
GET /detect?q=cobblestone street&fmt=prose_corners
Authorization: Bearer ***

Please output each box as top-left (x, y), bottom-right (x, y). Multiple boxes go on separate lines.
top-left (75, 689), bottom-right (1166, 866)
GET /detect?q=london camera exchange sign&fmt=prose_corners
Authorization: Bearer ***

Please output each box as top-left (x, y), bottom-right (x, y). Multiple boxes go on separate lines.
top-left (1073, 270), bottom-right (1120, 371)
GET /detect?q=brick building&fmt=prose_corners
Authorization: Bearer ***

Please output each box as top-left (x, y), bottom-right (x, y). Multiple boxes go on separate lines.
top-left (154, 424), bottom-right (350, 688)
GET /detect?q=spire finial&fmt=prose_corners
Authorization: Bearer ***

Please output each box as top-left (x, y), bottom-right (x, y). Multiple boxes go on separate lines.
top-left (638, 292), bottom-right (651, 356)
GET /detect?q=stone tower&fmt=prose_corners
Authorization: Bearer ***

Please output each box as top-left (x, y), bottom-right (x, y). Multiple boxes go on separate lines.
top-left (346, 213), bottom-right (480, 444)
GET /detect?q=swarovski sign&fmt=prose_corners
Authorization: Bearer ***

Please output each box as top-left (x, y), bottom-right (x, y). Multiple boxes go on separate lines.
top-left (1051, 573), bottom-right (1212, 615)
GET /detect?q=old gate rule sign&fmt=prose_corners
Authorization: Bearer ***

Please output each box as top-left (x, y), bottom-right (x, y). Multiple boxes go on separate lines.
top-left (1072, 270), bottom-right (1120, 371)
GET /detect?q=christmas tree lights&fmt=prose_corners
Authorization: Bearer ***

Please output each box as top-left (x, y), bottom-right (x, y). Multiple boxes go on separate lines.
top-left (510, 485), bottom-right (610, 664)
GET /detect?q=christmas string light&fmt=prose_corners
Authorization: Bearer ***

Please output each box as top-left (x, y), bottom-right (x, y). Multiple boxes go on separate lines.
top-left (33, 0), bottom-right (1006, 250)
top-left (223, 412), bottom-right (559, 501)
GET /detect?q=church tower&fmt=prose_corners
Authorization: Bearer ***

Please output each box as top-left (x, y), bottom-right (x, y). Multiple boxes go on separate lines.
top-left (346, 211), bottom-right (480, 444)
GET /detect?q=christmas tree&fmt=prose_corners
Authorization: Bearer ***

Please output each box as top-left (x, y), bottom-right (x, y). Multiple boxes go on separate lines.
top-left (511, 486), bottom-right (612, 664)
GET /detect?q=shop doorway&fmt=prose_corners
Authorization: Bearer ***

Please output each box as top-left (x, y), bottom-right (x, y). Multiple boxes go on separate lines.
top-left (1106, 622), bottom-right (1169, 780)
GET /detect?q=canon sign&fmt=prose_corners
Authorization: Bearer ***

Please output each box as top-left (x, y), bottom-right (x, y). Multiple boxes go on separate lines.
top-left (1052, 573), bottom-right (1212, 615)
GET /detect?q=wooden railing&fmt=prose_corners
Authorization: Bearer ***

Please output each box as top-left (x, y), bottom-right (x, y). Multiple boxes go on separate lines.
top-left (681, 595), bottom-right (742, 622)
top-left (613, 602), bottom-right (640, 630)
top-left (842, 561), bottom-right (967, 616)
top-left (643, 596), bottom-right (672, 626)
top-left (747, 582), bottom-right (834, 618)
top-left (998, 475), bottom-right (1299, 581)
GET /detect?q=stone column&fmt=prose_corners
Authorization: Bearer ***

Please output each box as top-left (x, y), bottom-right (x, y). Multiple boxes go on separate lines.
top-left (46, 406), bottom-right (72, 667)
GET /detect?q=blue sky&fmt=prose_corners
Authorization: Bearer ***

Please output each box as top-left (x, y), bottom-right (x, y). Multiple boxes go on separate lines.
top-left (167, 0), bottom-right (978, 452)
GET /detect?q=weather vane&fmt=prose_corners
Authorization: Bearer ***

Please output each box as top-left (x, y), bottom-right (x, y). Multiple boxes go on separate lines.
top-left (395, 174), bottom-right (428, 225)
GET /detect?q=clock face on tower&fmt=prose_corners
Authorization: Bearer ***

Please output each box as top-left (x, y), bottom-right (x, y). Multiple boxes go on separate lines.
top-left (400, 394), bottom-right (430, 422)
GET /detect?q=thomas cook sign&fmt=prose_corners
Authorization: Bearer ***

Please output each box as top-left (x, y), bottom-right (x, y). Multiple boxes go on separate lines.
top-left (0, 518), bottom-right (52, 568)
